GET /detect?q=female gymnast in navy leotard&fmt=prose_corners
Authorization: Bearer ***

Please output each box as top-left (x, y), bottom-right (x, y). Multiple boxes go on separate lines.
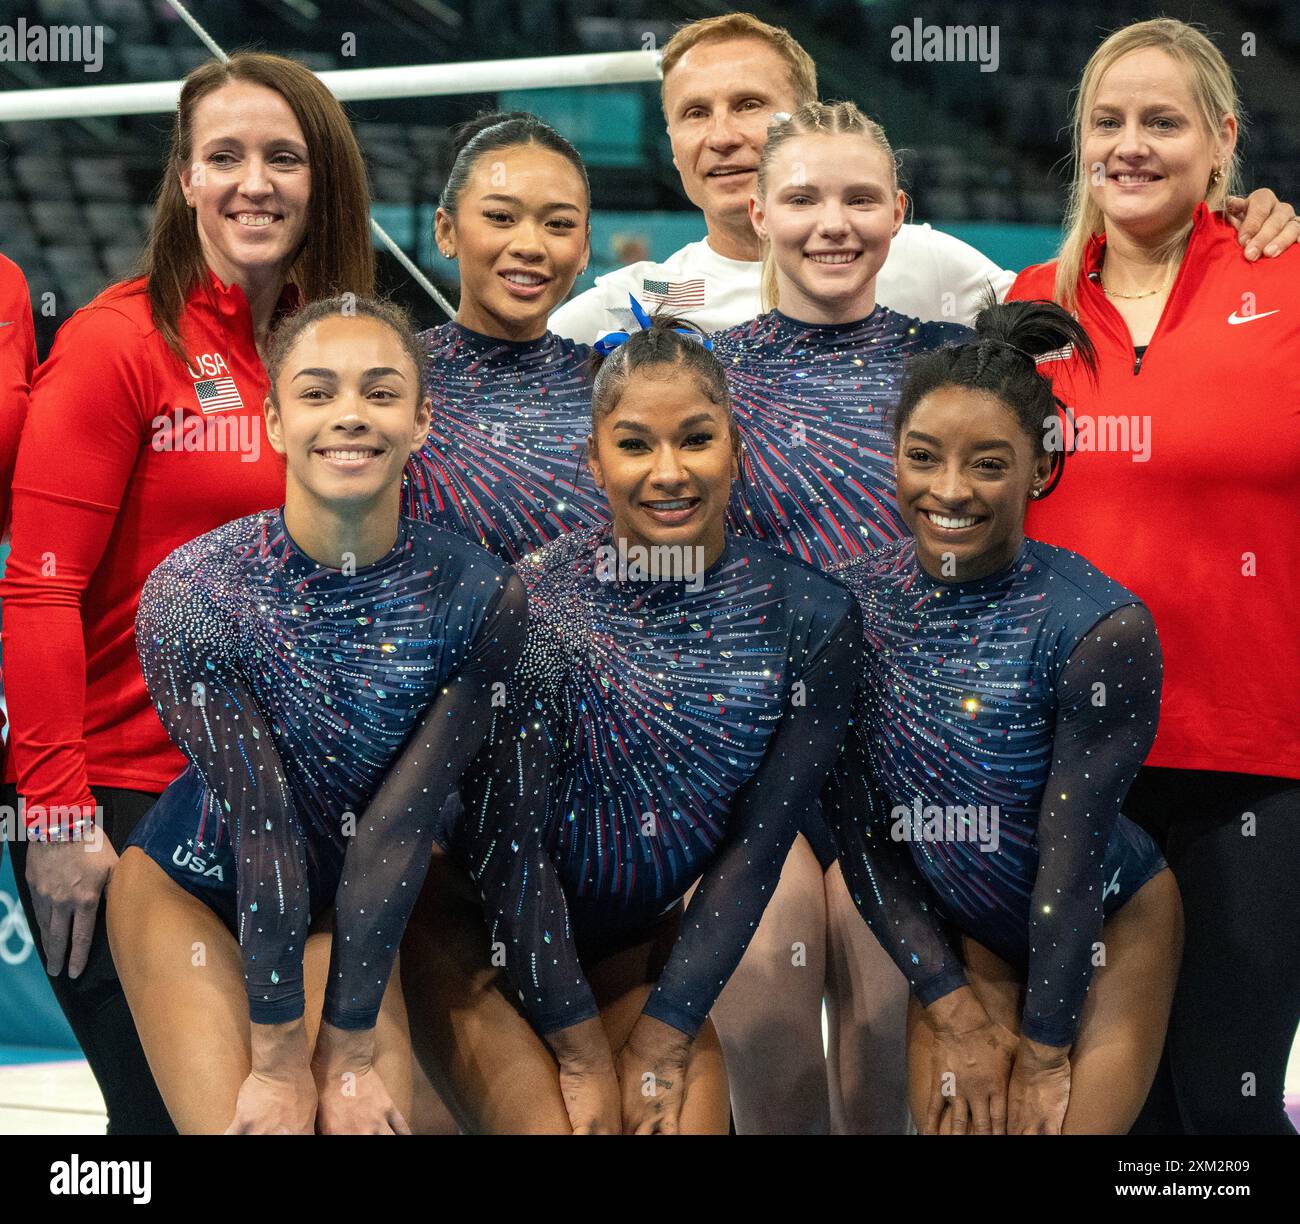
top-left (402, 111), bottom-right (605, 560)
top-left (402, 317), bottom-right (861, 1134)
top-left (106, 297), bottom-right (528, 1134)
top-left (823, 299), bottom-right (1183, 1135)
top-left (704, 100), bottom-right (970, 1136)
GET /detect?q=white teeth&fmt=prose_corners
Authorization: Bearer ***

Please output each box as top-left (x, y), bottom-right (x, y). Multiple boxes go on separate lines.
top-left (1114, 174), bottom-right (1156, 183)
top-left (926, 511), bottom-right (979, 529)
top-left (319, 448), bottom-right (379, 460)
top-left (234, 214), bottom-right (275, 226)
top-left (807, 252), bottom-right (858, 264)
top-left (646, 499), bottom-right (694, 510)
top-left (503, 271), bottom-right (546, 285)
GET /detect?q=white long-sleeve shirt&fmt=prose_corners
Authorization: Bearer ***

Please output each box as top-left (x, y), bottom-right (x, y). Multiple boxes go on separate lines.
top-left (550, 221), bottom-right (1017, 342)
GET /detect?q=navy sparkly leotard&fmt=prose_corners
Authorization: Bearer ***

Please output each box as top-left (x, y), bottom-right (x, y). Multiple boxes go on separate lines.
top-left (403, 308), bottom-right (970, 872)
top-left (401, 322), bottom-right (607, 560)
top-left (476, 526), bottom-right (862, 1038)
top-left (713, 306), bottom-right (970, 866)
top-left (714, 307), bottom-right (971, 569)
top-left (128, 508), bottom-right (526, 1030)
top-left (823, 536), bottom-right (1166, 1047)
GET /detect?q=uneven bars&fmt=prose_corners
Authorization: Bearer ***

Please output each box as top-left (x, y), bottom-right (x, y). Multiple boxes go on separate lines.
top-left (0, 50), bottom-right (662, 122)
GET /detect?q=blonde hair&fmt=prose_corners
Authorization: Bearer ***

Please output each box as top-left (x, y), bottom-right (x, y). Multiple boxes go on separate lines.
top-left (754, 101), bottom-right (898, 312)
top-left (1055, 18), bottom-right (1242, 308)
top-left (660, 13), bottom-right (817, 118)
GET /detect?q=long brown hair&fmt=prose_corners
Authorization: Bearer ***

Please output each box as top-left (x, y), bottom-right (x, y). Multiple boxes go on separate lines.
top-left (1054, 19), bottom-right (1242, 308)
top-left (142, 52), bottom-right (374, 360)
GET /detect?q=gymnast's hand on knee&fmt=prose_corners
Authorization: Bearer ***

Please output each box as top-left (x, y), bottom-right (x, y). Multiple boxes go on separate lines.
top-left (226, 1020), bottom-right (317, 1136)
top-left (546, 1018), bottom-right (621, 1134)
top-left (310, 1022), bottom-right (412, 1136)
top-left (616, 1017), bottom-right (691, 1135)
top-left (1007, 1039), bottom-right (1072, 1136)
top-left (922, 987), bottom-right (1017, 1136)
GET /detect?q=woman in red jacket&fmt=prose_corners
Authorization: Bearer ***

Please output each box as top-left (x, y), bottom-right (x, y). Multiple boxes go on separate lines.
top-left (1008, 18), bottom-right (1299, 1134)
top-left (0, 52), bottom-right (373, 1133)
top-left (0, 252), bottom-right (37, 774)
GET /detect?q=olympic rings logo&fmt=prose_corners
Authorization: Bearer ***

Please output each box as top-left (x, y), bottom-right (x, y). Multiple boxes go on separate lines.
top-left (0, 888), bottom-right (34, 966)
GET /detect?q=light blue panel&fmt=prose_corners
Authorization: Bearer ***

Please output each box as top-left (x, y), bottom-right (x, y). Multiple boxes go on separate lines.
top-left (499, 88), bottom-right (645, 167)
top-left (934, 222), bottom-right (1062, 274)
top-left (0, 850), bottom-right (81, 1051)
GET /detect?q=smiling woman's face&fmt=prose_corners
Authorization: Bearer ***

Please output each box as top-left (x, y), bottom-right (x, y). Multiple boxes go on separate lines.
top-left (1082, 46), bottom-right (1234, 241)
top-left (265, 314), bottom-right (430, 512)
top-left (435, 142), bottom-right (590, 342)
top-left (895, 384), bottom-right (1050, 582)
top-left (180, 80), bottom-right (311, 287)
top-left (587, 362), bottom-right (738, 565)
top-left (750, 131), bottom-right (904, 323)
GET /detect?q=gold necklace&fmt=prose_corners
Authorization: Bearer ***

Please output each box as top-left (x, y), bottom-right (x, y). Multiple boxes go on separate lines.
top-left (1100, 262), bottom-right (1173, 300)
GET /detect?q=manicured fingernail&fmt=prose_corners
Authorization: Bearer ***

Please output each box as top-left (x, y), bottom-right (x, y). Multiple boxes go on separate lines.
top-left (1245, 246), bottom-right (1258, 259)
top-left (1265, 245), bottom-right (1278, 257)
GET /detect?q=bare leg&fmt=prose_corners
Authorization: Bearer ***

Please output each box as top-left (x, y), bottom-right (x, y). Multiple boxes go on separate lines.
top-left (705, 834), bottom-right (830, 1133)
top-left (584, 912), bottom-right (730, 1134)
top-left (905, 868), bottom-right (1182, 1134)
top-left (410, 1051), bottom-right (461, 1135)
top-left (107, 848), bottom-right (253, 1133)
top-left (108, 847), bottom-right (415, 1133)
top-left (403, 850), bottom-right (729, 1133)
top-left (823, 862), bottom-right (911, 1134)
top-left (1062, 868), bottom-right (1182, 1133)
top-left (399, 851), bottom-right (572, 1134)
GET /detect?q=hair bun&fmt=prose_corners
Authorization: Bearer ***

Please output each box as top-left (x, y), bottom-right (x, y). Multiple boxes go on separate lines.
top-left (972, 295), bottom-right (1097, 373)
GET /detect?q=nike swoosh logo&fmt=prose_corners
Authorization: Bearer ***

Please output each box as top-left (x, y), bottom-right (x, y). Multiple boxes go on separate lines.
top-left (0, 321), bottom-right (12, 327)
top-left (1227, 309), bottom-right (1280, 325)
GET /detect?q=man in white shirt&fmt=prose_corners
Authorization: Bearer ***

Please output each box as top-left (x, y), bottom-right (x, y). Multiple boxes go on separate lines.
top-left (549, 13), bottom-right (1295, 343)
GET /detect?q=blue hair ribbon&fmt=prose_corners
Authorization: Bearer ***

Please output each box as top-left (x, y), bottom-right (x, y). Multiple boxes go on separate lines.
top-left (592, 293), bottom-right (714, 355)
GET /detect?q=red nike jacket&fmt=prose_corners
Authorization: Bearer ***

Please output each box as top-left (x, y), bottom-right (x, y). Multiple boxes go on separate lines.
top-left (1009, 205), bottom-right (1300, 780)
top-left (0, 270), bottom-right (289, 823)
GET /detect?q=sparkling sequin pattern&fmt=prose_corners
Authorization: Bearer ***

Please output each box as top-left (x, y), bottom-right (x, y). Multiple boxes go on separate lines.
top-left (131, 508), bottom-right (514, 1023)
top-left (713, 307), bottom-right (971, 569)
top-left (402, 323), bottom-right (609, 560)
top-left (829, 535), bottom-right (1165, 1045)
top-left (502, 524), bottom-right (861, 1036)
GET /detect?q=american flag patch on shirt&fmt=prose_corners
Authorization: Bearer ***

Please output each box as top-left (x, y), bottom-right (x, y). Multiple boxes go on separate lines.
top-left (193, 376), bottom-right (244, 413)
top-left (640, 277), bottom-right (706, 308)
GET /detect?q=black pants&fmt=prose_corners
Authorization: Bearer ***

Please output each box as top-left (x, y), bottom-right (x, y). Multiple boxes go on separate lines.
top-left (1124, 767), bottom-right (1300, 1135)
top-left (1, 781), bottom-right (175, 1135)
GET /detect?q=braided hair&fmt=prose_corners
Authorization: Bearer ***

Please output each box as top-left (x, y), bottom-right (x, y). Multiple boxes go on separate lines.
top-left (893, 296), bottom-right (1097, 497)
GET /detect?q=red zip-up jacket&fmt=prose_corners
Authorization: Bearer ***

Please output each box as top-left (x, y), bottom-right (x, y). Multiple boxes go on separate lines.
top-left (1, 270), bottom-right (289, 821)
top-left (0, 253), bottom-right (38, 776)
top-left (1009, 205), bottom-right (1300, 781)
